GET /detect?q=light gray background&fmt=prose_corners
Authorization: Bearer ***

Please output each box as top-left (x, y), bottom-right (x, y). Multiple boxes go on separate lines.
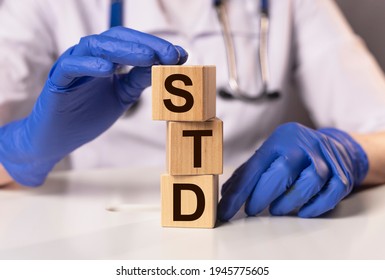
top-left (336, 0), bottom-right (385, 72)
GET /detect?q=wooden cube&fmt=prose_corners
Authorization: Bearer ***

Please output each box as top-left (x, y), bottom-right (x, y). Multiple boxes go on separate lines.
top-left (152, 65), bottom-right (216, 121)
top-left (167, 118), bottom-right (223, 175)
top-left (161, 174), bottom-right (218, 228)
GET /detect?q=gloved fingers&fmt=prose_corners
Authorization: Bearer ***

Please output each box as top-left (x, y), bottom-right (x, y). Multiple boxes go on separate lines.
top-left (244, 154), bottom-right (308, 216)
top-left (217, 150), bottom-right (275, 222)
top-left (112, 45), bottom-right (187, 81)
top-left (114, 66), bottom-right (152, 105)
top-left (175, 46), bottom-right (189, 65)
top-left (50, 56), bottom-right (115, 87)
top-left (269, 163), bottom-right (329, 216)
top-left (298, 176), bottom-right (349, 218)
top-left (220, 161), bottom-right (247, 196)
top-left (101, 27), bottom-right (186, 64)
top-left (71, 35), bottom-right (158, 66)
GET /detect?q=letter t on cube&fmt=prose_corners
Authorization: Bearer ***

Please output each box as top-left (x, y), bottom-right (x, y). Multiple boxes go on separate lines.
top-left (167, 118), bottom-right (223, 175)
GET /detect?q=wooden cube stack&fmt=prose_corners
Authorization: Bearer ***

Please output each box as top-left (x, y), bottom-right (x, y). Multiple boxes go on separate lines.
top-left (152, 65), bottom-right (223, 228)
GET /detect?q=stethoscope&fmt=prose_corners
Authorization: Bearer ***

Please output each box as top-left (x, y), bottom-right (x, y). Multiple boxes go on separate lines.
top-left (110, 0), bottom-right (280, 103)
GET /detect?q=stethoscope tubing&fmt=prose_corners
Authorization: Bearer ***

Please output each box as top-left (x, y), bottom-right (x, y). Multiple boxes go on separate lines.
top-left (109, 0), bottom-right (279, 102)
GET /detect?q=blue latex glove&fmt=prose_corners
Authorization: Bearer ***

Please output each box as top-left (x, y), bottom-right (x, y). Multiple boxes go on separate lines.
top-left (0, 27), bottom-right (188, 186)
top-left (218, 122), bottom-right (369, 220)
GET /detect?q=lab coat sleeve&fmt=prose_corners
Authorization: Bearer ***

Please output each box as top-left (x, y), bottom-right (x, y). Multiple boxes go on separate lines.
top-left (0, 0), bottom-right (56, 125)
top-left (293, 0), bottom-right (385, 133)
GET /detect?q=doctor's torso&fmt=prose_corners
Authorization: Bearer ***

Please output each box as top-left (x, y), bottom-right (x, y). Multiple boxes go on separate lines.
top-left (4, 0), bottom-right (380, 171)
top-left (33, 0), bottom-right (295, 170)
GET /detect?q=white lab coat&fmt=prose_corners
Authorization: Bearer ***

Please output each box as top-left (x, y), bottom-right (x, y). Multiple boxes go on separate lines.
top-left (1, 0), bottom-right (385, 171)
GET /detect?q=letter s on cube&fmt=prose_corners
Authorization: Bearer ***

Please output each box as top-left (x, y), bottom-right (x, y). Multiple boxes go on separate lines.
top-left (152, 65), bottom-right (216, 121)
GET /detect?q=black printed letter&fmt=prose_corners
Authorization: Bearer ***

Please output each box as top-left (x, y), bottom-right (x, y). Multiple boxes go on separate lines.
top-left (182, 130), bottom-right (213, 168)
top-left (173, 183), bottom-right (205, 221)
top-left (163, 74), bottom-right (194, 113)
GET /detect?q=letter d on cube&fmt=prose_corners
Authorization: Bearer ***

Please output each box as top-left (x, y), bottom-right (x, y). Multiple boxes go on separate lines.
top-left (161, 174), bottom-right (218, 228)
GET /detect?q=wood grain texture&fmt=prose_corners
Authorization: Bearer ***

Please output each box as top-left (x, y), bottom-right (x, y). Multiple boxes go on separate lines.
top-left (167, 118), bottom-right (223, 175)
top-left (152, 65), bottom-right (216, 121)
top-left (161, 174), bottom-right (218, 228)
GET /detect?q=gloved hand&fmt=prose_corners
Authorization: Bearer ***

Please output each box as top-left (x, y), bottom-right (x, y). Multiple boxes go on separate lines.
top-left (0, 27), bottom-right (188, 186)
top-left (218, 122), bottom-right (369, 220)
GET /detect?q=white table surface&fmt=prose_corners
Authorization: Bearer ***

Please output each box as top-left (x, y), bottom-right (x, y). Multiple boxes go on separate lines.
top-left (0, 166), bottom-right (384, 260)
